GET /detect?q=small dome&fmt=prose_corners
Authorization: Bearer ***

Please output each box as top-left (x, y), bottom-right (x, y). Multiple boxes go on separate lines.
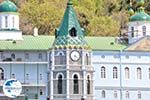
top-left (128, 8), bottom-right (134, 15)
top-left (129, 7), bottom-right (150, 22)
top-left (129, 12), bottom-right (150, 21)
top-left (0, 0), bottom-right (18, 12)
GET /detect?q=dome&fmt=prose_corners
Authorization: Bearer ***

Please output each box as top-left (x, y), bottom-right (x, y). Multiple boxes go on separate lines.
top-left (0, 0), bottom-right (18, 12)
top-left (129, 12), bottom-right (150, 21)
top-left (129, 7), bottom-right (150, 22)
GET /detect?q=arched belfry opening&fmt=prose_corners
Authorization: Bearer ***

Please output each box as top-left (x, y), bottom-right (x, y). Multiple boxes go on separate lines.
top-left (69, 27), bottom-right (77, 37)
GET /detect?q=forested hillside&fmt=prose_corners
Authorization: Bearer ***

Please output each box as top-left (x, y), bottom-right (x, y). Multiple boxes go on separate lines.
top-left (2, 0), bottom-right (150, 36)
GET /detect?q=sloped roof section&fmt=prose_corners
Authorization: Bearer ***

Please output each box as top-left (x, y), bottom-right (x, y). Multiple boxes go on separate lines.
top-left (85, 37), bottom-right (127, 51)
top-left (0, 35), bottom-right (54, 51)
top-left (0, 36), bottom-right (126, 51)
top-left (125, 37), bottom-right (150, 51)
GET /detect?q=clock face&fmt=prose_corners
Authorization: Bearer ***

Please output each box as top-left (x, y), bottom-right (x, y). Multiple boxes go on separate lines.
top-left (70, 50), bottom-right (80, 61)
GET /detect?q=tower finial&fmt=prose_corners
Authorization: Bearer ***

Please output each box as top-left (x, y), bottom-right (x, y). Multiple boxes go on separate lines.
top-left (68, 0), bottom-right (73, 5)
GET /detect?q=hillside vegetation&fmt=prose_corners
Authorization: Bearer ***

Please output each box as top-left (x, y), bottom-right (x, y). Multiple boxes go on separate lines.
top-left (3, 0), bottom-right (150, 36)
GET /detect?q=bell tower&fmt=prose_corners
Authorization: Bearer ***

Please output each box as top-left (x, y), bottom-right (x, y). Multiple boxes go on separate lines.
top-left (49, 0), bottom-right (94, 100)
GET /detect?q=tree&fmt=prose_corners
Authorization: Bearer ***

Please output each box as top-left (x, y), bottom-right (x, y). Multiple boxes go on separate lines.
top-left (19, 0), bottom-right (63, 35)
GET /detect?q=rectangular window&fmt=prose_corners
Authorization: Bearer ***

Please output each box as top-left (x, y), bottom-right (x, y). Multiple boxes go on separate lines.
top-left (142, 26), bottom-right (146, 36)
top-left (5, 16), bottom-right (8, 28)
top-left (131, 27), bottom-right (134, 37)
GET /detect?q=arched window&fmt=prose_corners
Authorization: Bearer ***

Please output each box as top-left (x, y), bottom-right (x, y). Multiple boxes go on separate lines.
top-left (113, 67), bottom-right (118, 79)
top-left (0, 68), bottom-right (4, 80)
top-left (73, 74), bottom-right (79, 94)
top-left (11, 53), bottom-right (15, 59)
top-left (87, 75), bottom-right (90, 94)
top-left (40, 74), bottom-right (42, 80)
top-left (101, 90), bottom-right (106, 98)
top-left (5, 16), bottom-right (8, 28)
top-left (25, 53), bottom-right (29, 59)
top-left (85, 53), bottom-right (89, 65)
top-left (40, 89), bottom-right (43, 95)
top-left (137, 67), bottom-right (142, 79)
top-left (131, 27), bottom-right (134, 37)
top-left (101, 66), bottom-right (106, 78)
top-left (125, 67), bottom-right (130, 79)
top-left (148, 68), bottom-right (150, 79)
top-left (12, 74), bottom-right (15, 78)
top-left (114, 91), bottom-right (117, 98)
top-left (138, 91), bottom-right (141, 99)
top-left (142, 26), bottom-right (146, 36)
top-left (69, 27), bottom-right (77, 37)
top-left (126, 91), bottom-right (129, 99)
top-left (26, 73), bottom-right (29, 80)
top-left (38, 53), bottom-right (43, 60)
top-left (58, 74), bottom-right (63, 94)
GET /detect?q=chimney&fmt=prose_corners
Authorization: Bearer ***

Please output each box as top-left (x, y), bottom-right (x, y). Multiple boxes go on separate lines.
top-left (34, 27), bottom-right (38, 36)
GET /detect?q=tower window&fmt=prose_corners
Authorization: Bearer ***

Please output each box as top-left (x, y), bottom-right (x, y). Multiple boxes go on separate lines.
top-left (85, 53), bottom-right (89, 65)
top-left (73, 74), bottom-right (79, 94)
top-left (40, 89), bottom-right (43, 95)
top-left (69, 27), bottom-right (77, 37)
top-left (58, 74), bottom-right (63, 94)
top-left (87, 75), bottom-right (90, 94)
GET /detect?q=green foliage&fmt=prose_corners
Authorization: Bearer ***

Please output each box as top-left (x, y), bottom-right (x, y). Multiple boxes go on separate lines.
top-left (18, 0), bottom-right (150, 36)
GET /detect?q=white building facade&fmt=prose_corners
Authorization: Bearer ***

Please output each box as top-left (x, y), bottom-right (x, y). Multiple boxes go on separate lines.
top-left (0, 0), bottom-right (150, 100)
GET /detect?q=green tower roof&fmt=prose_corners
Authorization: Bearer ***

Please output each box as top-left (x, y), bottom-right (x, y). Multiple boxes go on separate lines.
top-left (53, 0), bottom-right (88, 48)
top-left (57, 0), bottom-right (84, 37)
top-left (0, 0), bottom-right (18, 13)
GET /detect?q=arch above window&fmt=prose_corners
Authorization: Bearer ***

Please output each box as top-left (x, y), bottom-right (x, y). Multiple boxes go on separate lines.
top-left (56, 73), bottom-right (64, 79)
top-left (56, 51), bottom-right (65, 56)
top-left (72, 73), bottom-right (80, 79)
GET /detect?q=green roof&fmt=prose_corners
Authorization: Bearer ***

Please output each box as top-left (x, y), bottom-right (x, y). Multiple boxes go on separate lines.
top-left (85, 37), bottom-right (127, 51)
top-left (0, 36), bottom-right (126, 51)
top-left (0, 0), bottom-right (18, 13)
top-left (0, 35), bottom-right (54, 51)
